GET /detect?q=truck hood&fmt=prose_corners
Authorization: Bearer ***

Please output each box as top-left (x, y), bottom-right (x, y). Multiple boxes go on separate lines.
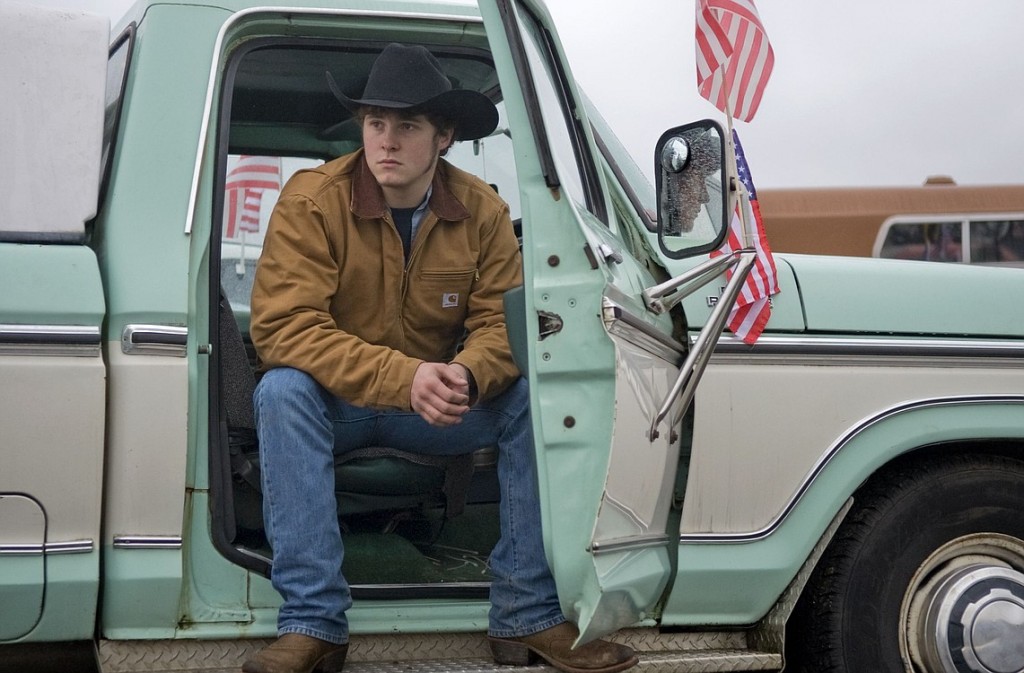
top-left (783, 253), bottom-right (1024, 338)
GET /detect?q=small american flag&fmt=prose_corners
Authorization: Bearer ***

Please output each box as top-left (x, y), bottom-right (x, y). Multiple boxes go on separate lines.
top-left (224, 155), bottom-right (281, 238)
top-left (695, 0), bottom-right (774, 123)
top-left (711, 130), bottom-right (779, 344)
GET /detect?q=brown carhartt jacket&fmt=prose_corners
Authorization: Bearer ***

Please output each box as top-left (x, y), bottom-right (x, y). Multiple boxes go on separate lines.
top-left (250, 150), bottom-right (522, 410)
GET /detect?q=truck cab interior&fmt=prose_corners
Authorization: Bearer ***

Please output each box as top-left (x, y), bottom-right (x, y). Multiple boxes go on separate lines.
top-left (208, 36), bottom-right (519, 597)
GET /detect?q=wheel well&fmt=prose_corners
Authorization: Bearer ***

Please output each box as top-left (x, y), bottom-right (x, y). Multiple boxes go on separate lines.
top-left (784, 444), bottom-right (1024, 672)
top-left (855, 437), bottom-right (1024, 495)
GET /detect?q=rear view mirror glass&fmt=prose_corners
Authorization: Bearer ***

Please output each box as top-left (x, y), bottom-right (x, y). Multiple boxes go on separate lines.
top-left (655, 120), bottom-right (728, 258)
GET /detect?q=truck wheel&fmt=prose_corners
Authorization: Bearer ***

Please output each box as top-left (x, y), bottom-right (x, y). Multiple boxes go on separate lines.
top-left (788, 452), bottom-right (1024, 673)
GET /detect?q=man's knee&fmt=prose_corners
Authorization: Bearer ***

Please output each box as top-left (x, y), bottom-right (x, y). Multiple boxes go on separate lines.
top-left (254, 367), bottom-right (324, 416)
top-left (490, 377), bottom-right (530, 419)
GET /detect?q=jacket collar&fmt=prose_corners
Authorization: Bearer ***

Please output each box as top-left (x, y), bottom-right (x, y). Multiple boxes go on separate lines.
top-left (351, 151), bottom-right (471, 222)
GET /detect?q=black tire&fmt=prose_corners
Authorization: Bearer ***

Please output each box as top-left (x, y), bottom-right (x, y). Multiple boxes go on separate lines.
top-left (786, 451), bottom-right (1024, 673)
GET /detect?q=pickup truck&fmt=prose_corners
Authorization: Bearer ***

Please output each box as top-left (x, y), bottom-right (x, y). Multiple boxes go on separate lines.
top-left (3, 1), bottom-right (1024, 672)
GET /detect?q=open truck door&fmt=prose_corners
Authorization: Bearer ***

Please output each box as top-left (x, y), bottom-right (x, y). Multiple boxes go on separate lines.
top-left (0, 4), bottom-right (109, 642)
top-left (478, 0), bottom-right (736, 644)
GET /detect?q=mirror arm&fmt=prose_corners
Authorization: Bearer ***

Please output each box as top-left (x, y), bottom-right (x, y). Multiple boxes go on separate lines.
top-left (647, 250), bottom-right (756, 441)
top-left (642, 249), bottom-right (743, 315)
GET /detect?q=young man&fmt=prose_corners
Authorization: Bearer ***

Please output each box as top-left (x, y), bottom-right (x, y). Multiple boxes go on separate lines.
top-left (243, 44), bottom-right (638, 673)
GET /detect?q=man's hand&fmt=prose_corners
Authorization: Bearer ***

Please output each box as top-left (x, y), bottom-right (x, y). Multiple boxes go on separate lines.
top-left (411, 362), bottom-right (472, 426)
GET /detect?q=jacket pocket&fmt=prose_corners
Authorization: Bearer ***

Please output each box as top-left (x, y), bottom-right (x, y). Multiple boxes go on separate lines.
top-left (408, 267), bottom-right (477, 333)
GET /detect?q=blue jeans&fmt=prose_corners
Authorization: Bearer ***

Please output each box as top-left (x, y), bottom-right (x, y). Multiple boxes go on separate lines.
top-left (253, 367), bottom-right (565, 644)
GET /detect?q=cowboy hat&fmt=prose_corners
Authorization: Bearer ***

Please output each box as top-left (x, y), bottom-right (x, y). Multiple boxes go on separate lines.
top-left (326, 43), bottom-right (499, 141)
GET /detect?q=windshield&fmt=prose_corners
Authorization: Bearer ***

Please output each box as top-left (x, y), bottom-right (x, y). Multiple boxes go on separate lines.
top-left (582, 92), bottom-right (656, 230)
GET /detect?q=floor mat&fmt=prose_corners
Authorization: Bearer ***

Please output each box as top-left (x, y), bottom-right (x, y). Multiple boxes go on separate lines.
top-left (343, 503), bottom-right (500, 585)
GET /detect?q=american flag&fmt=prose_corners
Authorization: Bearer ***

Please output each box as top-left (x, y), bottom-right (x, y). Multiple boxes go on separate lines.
top-left (711, 130), bottom-right (779, 344)
top-left (695, 0), bottom-right (774, 123)
top-left (224, 155), bottom-right (281, 238)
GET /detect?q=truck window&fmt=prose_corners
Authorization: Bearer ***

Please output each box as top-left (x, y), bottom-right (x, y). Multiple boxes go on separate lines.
top-left (99, 25), bottom-right (134, 208)
top-left (517, 7), bottom-right (606, 224)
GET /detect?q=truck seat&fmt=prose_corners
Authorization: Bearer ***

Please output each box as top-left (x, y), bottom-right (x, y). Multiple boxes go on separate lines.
top-left (217, 291), bottom-right (489, 532)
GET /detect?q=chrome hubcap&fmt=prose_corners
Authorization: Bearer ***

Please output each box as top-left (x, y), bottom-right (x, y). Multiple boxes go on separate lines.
top-left (904, 535), bottom-right (1024, 673)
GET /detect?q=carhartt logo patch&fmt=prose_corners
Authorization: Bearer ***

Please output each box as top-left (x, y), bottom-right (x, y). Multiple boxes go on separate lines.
top-left (442, 292), bottom-right (460, 308)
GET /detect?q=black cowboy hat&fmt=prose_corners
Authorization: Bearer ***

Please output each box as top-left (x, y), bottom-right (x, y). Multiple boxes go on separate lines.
top-left (326, 43), bottom-right (499, 141)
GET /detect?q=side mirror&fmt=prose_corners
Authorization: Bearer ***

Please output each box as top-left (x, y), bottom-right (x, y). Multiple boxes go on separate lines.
top-left (655, 120), bottom-right (728, 259)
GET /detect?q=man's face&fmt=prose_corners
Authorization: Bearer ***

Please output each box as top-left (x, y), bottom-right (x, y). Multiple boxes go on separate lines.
top-left (362, 110), bottom-right (454, 208)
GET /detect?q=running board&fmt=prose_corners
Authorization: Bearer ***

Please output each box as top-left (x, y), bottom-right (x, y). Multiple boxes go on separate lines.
top-left (99, 629), bottom-right (781, 672)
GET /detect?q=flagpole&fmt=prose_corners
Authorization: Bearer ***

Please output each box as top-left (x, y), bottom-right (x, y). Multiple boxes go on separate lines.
top-left (237, 230), bottom-right (247, 276)
top-left (695, 0), bottom-right (777, 344)
top-left (717, 68), bottom-right (753, 249)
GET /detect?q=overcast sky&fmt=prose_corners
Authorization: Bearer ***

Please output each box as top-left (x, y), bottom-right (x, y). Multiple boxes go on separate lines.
top-left (28, 0), bottom-right (1024, 189)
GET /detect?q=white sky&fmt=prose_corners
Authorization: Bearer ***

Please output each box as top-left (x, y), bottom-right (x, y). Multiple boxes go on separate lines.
top-left (546, 1), bottom-right (1024, 189)
top-left (26, 0), bottom-right (1024, 189)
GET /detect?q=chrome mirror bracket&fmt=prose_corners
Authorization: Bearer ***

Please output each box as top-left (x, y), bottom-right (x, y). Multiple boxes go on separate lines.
top-left (645, 250), bottom-right (756, 440)
top-left (642, 250), bottom-right (742, 315)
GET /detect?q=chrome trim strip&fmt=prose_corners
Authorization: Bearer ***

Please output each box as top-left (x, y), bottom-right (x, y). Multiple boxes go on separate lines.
top-left (185, 6), bottom-right (483, 234)
top-left (0, 324), bottom-right (101, 357)
top-left (712, 334), bottom-right (1024, 366)
top-left (46, 539), bottom-right (96, 555)
top-left (590, 534), bottom-right (673, 555)
top-left (112, 535), bottom-right (183, 550)
top-left (602, 296), bottom-right (685, 364)
top-left (121, 325), bottom-right (188, 357)
top-left (0, 539), bottom-right (95, 556)
top-left (681, 395), bottom-right (1024, 544)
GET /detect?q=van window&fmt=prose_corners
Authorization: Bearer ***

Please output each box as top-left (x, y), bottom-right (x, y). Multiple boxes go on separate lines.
top-left (877, 215), bottom-right (1024, 266)
top-left (879, 220), bottom-right (964, 263)
top-left (969, 219), bottom-right (1024, 264)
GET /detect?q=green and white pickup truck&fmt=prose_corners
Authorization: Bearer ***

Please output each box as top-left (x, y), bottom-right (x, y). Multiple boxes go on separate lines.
top-left (3, 1), bottom-right (1024, 672)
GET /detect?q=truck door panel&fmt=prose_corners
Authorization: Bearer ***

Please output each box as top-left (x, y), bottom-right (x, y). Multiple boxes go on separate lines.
top-left (479, 0), bottom-right (688, 642)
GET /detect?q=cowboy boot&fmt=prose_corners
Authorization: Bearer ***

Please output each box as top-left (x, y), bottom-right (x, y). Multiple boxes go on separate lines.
top-left (488, 622), bottom-right (639, 673)
top-left (242, 633), bottom-right (348, 673)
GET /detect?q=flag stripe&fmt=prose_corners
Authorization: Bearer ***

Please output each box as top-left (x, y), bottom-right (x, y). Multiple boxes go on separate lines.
top-left (225, 188), bottom-right (240, 239)
top-left (695, 5), bottom-right (732, 83)
top-left (695, 0), bottom-right (774, 122)
top-left (710, 131), bottom-right (779, 344)
top-left (224, 155), bottom-right (282, 238)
